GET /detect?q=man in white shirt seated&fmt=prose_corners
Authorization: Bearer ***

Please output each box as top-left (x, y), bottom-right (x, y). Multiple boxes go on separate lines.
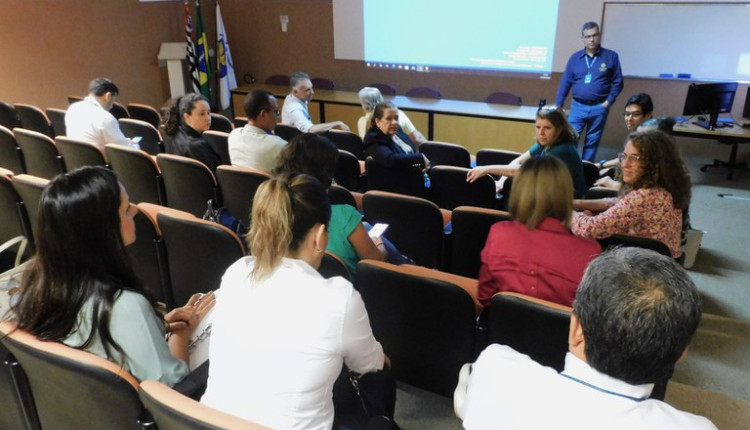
top-left (457, 247), bottom-right (716, 430)
top-left (64, 78), bottom-right (140, 151)
top-left (357, 86), bottom-right (426, 146)
top-left (228, 89), bottom-right (287, 173)
top-left (280, 71), bottom-right (350, 133)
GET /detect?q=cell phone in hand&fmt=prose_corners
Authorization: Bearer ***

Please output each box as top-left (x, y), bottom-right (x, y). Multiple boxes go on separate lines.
top-left (368, 223), bottom-right (388, 239)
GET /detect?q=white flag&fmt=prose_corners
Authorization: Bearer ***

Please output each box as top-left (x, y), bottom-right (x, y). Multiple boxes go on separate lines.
top-left (216, 2), bottom-right (237, 110)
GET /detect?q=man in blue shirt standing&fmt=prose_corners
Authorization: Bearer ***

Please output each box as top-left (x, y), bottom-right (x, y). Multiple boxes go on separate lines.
top-left (555, 22), bottom-right (623, 162)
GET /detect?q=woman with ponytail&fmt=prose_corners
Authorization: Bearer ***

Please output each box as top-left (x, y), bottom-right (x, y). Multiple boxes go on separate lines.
top-left (201, 173), bottom-right (387, 429)
top-left (164, 93), bottom-right (221, 173)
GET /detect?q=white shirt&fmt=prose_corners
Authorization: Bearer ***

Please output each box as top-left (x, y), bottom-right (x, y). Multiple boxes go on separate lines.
top-left (460, 344), bottom-right (716, 430)
top-left (64, 96), bottom-right (137, 150)
top-left (201, 257), bottom-right (384, 430)
top-left (228, 124), bottom-right (287, 173)
top-left (281, 94), bottom-right (314, 133)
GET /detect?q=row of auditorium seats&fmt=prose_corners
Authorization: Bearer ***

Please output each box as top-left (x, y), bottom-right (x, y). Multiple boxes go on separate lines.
top-left (0, 321), bottom-right (267, 429)
top-left (261, 75), bottom-right (523, 104)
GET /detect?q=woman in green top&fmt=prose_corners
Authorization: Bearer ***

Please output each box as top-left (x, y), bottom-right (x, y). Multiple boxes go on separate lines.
top-left (274, 133), bottom-right (387, 276)
top-left (10, 166), bottom-right (213, 388)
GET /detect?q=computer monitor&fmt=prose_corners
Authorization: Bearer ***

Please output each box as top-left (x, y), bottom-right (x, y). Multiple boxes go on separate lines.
top-left (743, 87), bottom-right (750, 119)
top-left (682, 82), bottom-right (738, 130)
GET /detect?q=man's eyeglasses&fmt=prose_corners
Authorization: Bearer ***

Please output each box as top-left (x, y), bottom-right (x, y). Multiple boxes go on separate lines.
top-left (618, 153), bottom-right (642, 164)
top-left (623, 111), bottom-right (643, 118)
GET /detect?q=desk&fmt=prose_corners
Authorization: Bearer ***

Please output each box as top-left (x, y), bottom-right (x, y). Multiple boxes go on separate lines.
top-left (672, 122), bottom-right (750, 180)
top-left (231, 84), bottom-right (539, 154)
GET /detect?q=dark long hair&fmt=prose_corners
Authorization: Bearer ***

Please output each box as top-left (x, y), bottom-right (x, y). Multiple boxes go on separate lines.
top-left (10, 167), bottom-right (153, 362)
top-left (164, 93), bottom-right (209, 136)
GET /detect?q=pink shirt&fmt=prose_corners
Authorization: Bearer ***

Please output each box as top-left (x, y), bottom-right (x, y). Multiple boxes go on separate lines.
top-left (571, 188), bottom-right (683, 258)
top-left (477, 218), bottom-right (601, 307)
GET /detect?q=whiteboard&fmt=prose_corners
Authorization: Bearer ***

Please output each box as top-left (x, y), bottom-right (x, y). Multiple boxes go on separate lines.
top-left (602, 2), bottom-right (750, 81)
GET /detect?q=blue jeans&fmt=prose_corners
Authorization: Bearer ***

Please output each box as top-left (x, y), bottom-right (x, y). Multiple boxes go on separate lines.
top-left (568, 99), bottom-right (610, 162)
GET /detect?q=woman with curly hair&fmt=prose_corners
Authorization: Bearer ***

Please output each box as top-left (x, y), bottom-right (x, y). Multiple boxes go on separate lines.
top-left (164, 93), bottom-right (221, 173)
top-left (571, 129), bottom-right (691, 258)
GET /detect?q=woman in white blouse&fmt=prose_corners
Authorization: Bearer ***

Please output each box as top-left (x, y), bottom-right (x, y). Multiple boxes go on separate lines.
top-left (201, 173), bottom-right (387, 430)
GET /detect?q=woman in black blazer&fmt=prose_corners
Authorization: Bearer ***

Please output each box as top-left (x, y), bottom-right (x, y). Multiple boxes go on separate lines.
top-left (363, 102), bottom-right (429, 169)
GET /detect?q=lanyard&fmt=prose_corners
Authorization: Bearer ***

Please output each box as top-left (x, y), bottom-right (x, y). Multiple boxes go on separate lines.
top-left (560, 373), bottom-right (646, 402)
top-left (584, 55), bottom-right (597, 74)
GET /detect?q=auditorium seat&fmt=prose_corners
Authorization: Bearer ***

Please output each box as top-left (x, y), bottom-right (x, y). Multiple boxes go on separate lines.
top-left (328, 184), bottom-right (357, 208)
top-left (362, 191), bottom-right (444, 269)
top-left (55, 136), bottom-right (107, 170)
top-left (129, 204), bottom-right (173, 308)
top-left (365, 158), bottom-right (425, 198)
top-left (215, 164), bottom-right (270, 227)
top-left (139, 380), bottom-right (270, 430)
top-left (582, 160), bottom-right (600, 189)
top-left (0, 342), bottom-right (40, 430)
top-left (157, 153), bottom-right (221, 218)
top-left (368, 83), bottom-right (397, 96)
top-left (11, 174), bottom-right (49, 251)
top-left (418, 141), bottom-right (471, 168)
top-left (44, 108), bottom-right (67, 137)
top-left (326, 130), bottom-right (365, 160)
top-left (118, 118), bottom-right (164, 155)
top-left (109, 102), bottom-right (130, 120)
top-left (106, 143), bottom-right (166, 205)
top-left (202, 130), bottom-right (231, 165)
top-left (0, 101), bottom-right (21, 130)
top-left (0, 321), bottom-right (151, 430)
top-left (428, 166), bottom-right (497, 211)
top-left (356, 260), bottom-right (481, 397)
top-left (484, 91), bottom-right (523, 106)
top-left (597, 234), bottom-right (672, 258)
top-left (233, 116), bottom-right (248, 129)
top-left (311, 77), bottom-right (335, 90)
top-left (0, 126), bottom-right (26, 174)
top-left (318, 251), bottom-right (351, 282)
top-left (334, 149), bottom-right (365, 192)
top-left (274, 124), bottom-right (302, 141)
top-left (14, 104), bottom-right (53, 138)
top-left (126, 103), bottom-right (161, 128)
top-left (13, 129), bottom-right (65, 179)
top-left (475, 148), bottom-right (521, 166)
top-left (449, 206), bottom-right (511, 278)
top-left (405, 87), bottom-right (442, 99)
top-left (264, 74), bottom-right (290, 86)
top-left (0, 168), bottom-right (32, 268)
top-left (209, 112), bottom-right (234, 133)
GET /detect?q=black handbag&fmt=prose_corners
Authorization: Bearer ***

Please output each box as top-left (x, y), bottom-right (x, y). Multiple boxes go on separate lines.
top-left (202, 199), bottom-right (247, 235)
top-left (332, 366), bottom-right (398, 430)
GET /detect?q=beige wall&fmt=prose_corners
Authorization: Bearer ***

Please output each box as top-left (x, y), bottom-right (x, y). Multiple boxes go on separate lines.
top-left (1, 0), bottom-right (747, 159)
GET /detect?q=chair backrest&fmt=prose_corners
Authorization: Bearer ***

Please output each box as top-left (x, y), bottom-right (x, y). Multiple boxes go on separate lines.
top-left (129, 204), bottom-right (173, 308)
top-left (419, 141), bottom-right (471, 168)
top-left (156, 209), bottom-right (245, 305)
top-left (55, 136), bottom-right (107, 170)
top-left (428, 166), bottom-right (497, 211)
top-left (0, 125), bottom-right (26, 173)
top-left (597, 234), bottom-right (672, 257)
top-left (44, 108), bottom-right (67, 137)
top-left (0, 101), bottom-right (22, 130)
top-left (362, 191), bottom-right (444, 269)
top-left (355, 260), bottom-right (481, 397)
top-left (157, 153), bottom-right (220, 217)
top-left (264, 74), bottom-right (290, 86)
top-left (583, 186), bottom-right (618, 200)
top-left (110, 102), bottom-right (130, 120)
top-left (405, 87), bottom-right (442, 99)
top-left (139, 380), bottom-right (270, 430)
top-left (0, 169), bottom-right (33, 267)
top-left (311, 77), bottom-right (335, 90)
top-left (126, 103), bottom-right (162, 128)
top-left (365, 159), bottom-right (425, 198)
top-left (0, 342), bottom-right (41, 430)
top-left (0, 322), bottom-right (147, 430)
top-left (14, 104), bottom-right (53, 138)
top-left (232, 116), bottom-right (248, 129)
top-left (318, 251), bottom-right (351, 282)
top-left (215, 165), bottom-right (270, 227)
top-left (11, 174), bottom-right (49, 251)
top-left (209, 113), bottom-right (234, 133)
top-left (274, 124), bottom-right (302, 141)
top-left (449, 206), bottom-right (511, 278)
top-left (334, 149), bottom-right (364, 192)
top-left (582, 160), bottom-right (600, 189)
top-left (487, 292), bottom-right (572, 372)
top-left (328, 184), bottom-right (356, 208)
top-left (475, 148), bottom-right (522, 166)
top-left (326, 130), bottom-right (365, 160)
top-left (202, 130), bottom-right (231, 165)
top-left (106, 143), bottom-right (166, 205)
top-left (368, 83), bottom-right (397, 96)
top-left (13, 128), bottom-right (65, 179)
top-left (67, 95), bottom-right (84, 105)
top-left (484, 91), bottom-right (523, 106)
top-left (118, 118), bottom-right (164, 155)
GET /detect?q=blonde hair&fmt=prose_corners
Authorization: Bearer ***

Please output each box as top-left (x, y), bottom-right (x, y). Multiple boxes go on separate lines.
top-left (509, 156), bottom-right (574, 229)
top-left (247, 173), bottom-right (330, 281)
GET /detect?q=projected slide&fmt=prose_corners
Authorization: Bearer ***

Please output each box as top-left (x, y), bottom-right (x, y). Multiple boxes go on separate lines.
top-left (360, 0), bottom-right (559, 75)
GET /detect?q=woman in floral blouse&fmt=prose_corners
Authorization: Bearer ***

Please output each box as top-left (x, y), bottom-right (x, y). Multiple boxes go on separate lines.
top-left (571, 130), bottom-right (690, 258)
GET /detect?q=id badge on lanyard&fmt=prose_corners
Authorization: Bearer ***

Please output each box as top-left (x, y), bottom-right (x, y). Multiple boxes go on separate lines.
top-left (584, 55), bottom-right (596, 84)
